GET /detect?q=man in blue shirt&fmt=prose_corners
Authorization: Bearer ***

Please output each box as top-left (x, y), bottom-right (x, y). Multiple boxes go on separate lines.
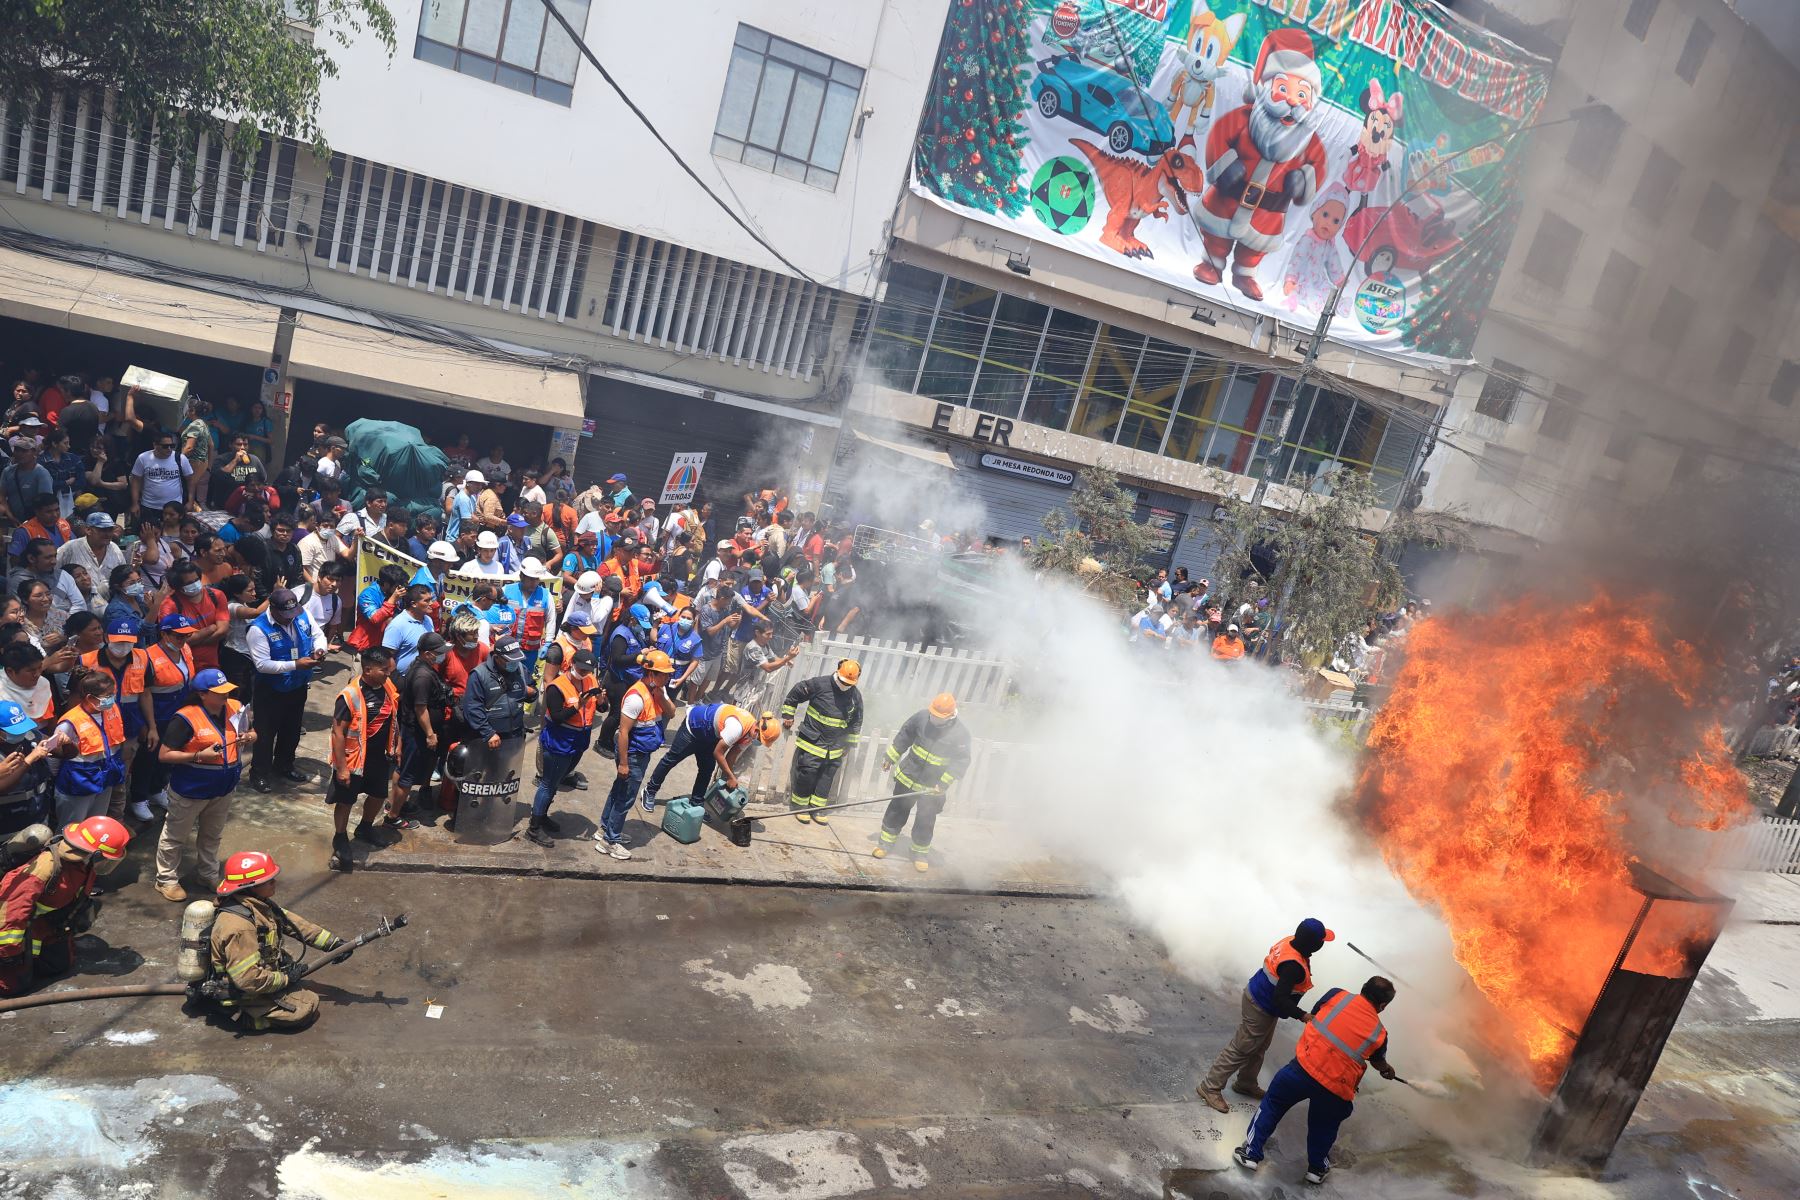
top-left (381, 585), bottom-right (436, 673)
top-left (406, 512), bottom-right (441, 563)
top-left (445, 470), bottom-right (483, 541)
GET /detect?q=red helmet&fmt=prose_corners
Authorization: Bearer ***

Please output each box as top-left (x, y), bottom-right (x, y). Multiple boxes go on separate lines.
top-left (64, 816), bottom-right (130, 860)
top-left (217, 850), bottom-right (281, 895)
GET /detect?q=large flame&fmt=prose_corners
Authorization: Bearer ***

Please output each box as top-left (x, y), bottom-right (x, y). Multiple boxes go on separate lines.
top-left (1354, 592), bottom-right (1751, 1088)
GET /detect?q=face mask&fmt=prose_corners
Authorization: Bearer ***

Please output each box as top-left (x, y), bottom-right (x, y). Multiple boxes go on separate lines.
top-left (929, 713), bottom-right (951, 728)
top-left (677, 620), bottom-right (694, 635)
top-left (181, 581), bottom-right (204, 598)
top-left (1, 731), bottom-right (30, 745)
top-left (834, 678), bottom-right (851, 691)
top-left (124, 582), bottom-right (146, 600)
top-left (458, 638), bottom-right (478, 650)
top-left (574, 668), bottom-right (594, 683)
top-left (96, 696), bottom-right (117, 711)
top-left (106, 643), bottom-right (131, 660)
top-left (425, 651), bottom-right (446, 665)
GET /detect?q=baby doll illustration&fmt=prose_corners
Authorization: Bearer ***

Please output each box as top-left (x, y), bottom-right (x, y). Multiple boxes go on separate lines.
top-left (1345, 80), bottom-right (1403, 211)
top-left (1281, 185), bottom-right (1352, 314)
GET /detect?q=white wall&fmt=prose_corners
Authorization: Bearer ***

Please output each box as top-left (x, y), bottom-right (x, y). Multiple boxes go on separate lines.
top-left (314, 0), bottom-right (950, 294)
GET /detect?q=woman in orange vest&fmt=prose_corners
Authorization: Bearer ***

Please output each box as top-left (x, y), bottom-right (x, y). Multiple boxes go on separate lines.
top-left (1235, 976), bottom-right (1399, 1186)
top-left (596, 649), bottom-right (674, 860)
top-left (527, 649), bottom-right (603, 848)
top-left (50, 672), bottom-right (128, 824)
top-left (327, 646), bottom-right (400, 872)
top-left (153, 669), bottom-right (254, 903)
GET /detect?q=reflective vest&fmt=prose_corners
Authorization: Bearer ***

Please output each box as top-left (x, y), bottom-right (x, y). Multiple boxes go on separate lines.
top-left (543, 632), bottom-right (590, 685)
top-left (81, 647), bottom-right (147, 737)
top-left (540, 674), bottom-right (601, 758)
top-left (1246, 936), bottom-right (1314, 1015)
top-left (53, 705), bottom-right (127, 795)
top-left (505, 583), bottom-right (553, 651)
top-left (145, 641), bottom-right (196, 724)
top-left (22, 517), bottom-right (69, 547)
top-left (621, 680), bottom-right (671, 756)
top-left (685, 702), bottom-right (753, 745)
top-left (336, 679), bottom-right (399, 774)
top-left (251, 612), bottom-right (317, 692)
top-left (606, 624), bottom-right (647, 684)
top-left (656, 622), bottom-right (703, 670)
top-left (166, 701), bottom-right (244, 800)
top-left (1296, 989), bottom-right (1388, 1101)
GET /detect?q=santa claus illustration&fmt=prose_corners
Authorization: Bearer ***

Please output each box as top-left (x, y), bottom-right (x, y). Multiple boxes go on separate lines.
top-left (1192, 28), bottom-right (1331, 301)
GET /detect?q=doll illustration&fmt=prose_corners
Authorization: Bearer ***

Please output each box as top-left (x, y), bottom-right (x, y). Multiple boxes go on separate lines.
top-left (1345, 80), bottom-right (1403, 211)
top-left (1282, 185), bottom-right (1351, 313)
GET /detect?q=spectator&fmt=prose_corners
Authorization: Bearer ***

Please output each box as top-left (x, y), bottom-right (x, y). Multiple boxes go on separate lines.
top-left (407, 512), bottom-right (441, 562)
top-left (191, 531), bottom-right (236, 586)
top-left (1, 437), bottom-right (53, 521)
top-left (337, 487), bottom-right (387, 541)
top-left (295, 512), bottom-right (350, 591)
top-left (217, 573), bottom-right (269, 696)
top-left (460, 530), bottom-right (507, 578)
top-left (476, 444), bottom-right (512, 494)
top-left (129, 429), bottom-right (192, 531)
top-left (443, 432), bottom-right (474, 473)
top-left (498, 513), bottom-right (530, 573)
top-left (376, 507), bottom-right (411, 553)
top-left (0, 640), bottom-right (54, 728)
top-left (517, 467), bottom-right (546, 507)
top-left (12, 539), bottom-right (85, 631)
top-left (455, 581), bottom-right (515, 648)
top-left (560, 529), bottom-right (602, 592)
top-left (1212, 623), bottom-right (1247, 661)
top-left (445, 470), bottom-right (483, 541)
top-left (179, 398), bottom-right (213, 509)
top-left (473, 474), bottom-right (506, 533)
top-left (313, 435), bottom-right (348, 483)
top-left (392, 630), bottom-right (450, 819)
top-left (56, 511), bottom-right (122, 602)
top-left (348, 564), bottom-right (410, 654)
top-left (519, 500), bottom-right (561, 566)
top-left (38, 429), bottom-right (83, 519)
top-left (242, 399), bottom-right (274, 461)
top-left (225, 469), bottom-right (281, 517)
top-left (258, 512), bottom-right (305, 598)
top-left (305, 561), bottom-right (349, 649)
top-left (11, 492), bottom-right (72, 555)
top-left (381, 584), bottom-right (437, 674)
top-left (103, 565), bottom-right (156, 644)
top-left (219, 434), bottom-right (266, 495)
top-left (440, 610), bottom-right (487, 706)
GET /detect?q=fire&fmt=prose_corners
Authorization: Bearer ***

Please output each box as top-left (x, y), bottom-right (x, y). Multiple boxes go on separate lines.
top-left (1354, 592), bottom-right (1751, 1089)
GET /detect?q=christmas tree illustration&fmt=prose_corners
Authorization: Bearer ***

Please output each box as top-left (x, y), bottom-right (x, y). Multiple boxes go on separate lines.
top-left (1405, 198), bottom-right (1520, 358)
top-left (915, 0), bottom-right (1032, 217)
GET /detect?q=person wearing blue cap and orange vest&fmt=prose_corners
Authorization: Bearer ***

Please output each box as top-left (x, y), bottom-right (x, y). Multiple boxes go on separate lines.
top-left (0, 815), bottom-right (130, 996)
top-left (527, 648), bottom-right (605, 848)
top-left (1235, 975), bottom-right (1399, 1187)
top-left (133, 612), bottom-right (200, 817)
top-left (596, 602), bottom-right (655, 756)
top-left (49, 671), bottom-right (129, 826)
top-left (80, 618), bottom-right (154, 821)
top-left (596, 648), bottom-right (675, 860)
top-left (154, 668), bottom-right (254, 903)
top-left (1198, 918), bottom-right (1336, 1113)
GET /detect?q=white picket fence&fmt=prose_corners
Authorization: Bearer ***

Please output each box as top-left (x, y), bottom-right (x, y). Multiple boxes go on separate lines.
top-left (779, 634), bottom-right (1013, 707)
top-left (742, 727), bottom-right (1025, 819)
top-left (1724, 815), bottom-right (1800, 874)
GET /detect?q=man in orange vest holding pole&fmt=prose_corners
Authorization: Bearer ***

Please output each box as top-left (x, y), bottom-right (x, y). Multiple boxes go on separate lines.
top-left (1199, 918), bottom-right (1333, 1112)
top-left (1234, 975), bottom-right (1398, 1186)
top-left (327, 646), bottom-right (401, 872)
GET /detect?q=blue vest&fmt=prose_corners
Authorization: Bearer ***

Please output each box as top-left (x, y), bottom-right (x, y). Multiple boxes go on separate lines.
top-left (252, 612), bottom-right (317, 692)
top-left (685, 702), bottom-right (727, 743)
top-left (733, 587), bottom-right (771, 641)
top-left (607, 624), bottom-right (647, 684)
top-left (54, 713), bottom-right (126, 796)
top-left (657, 624), bottom-right (704, 669)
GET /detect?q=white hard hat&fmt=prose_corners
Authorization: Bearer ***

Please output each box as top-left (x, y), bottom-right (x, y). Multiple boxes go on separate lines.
top-left (576, 570), bottom-right (601, 595)
top-left (464, 469), bottom-right (487, 484)
top-left (475, 531), bottom-right (500, 550)
top-left (427, 540), bottom-right (458, 563)
top-left (521, 557), bottom-right (549, 579)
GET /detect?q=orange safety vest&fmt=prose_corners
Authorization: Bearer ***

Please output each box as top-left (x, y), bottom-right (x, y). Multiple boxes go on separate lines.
top-left (335, 679), bottom-right (399, 773)
top-left (1295, 990), bottom-right (1388, 1101)
top-left (1211, 635), bottom-right (1245, 661)
top-left (548, 674), bottom-right (599, 730)
top-left (81, 647), bottom-right (147, 696)
top-left (22, 516), bottom-right (71, 545)
top-left (1261, 937), bottom-right (1314, 999)
top-left (145, 642), bottom-right (195, 691)
top-left (62, 704), bottom-right (125, 758)
top-left (544, 632), bottom-right (590, 683)
top-left (173, 701), bottom-right (242, 765)
top-left (715, 704), bottom-right (754, 737)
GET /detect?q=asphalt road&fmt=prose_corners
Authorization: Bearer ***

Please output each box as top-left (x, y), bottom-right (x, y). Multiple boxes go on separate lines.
top-left (2, 866), bottom-right (1795, 1199)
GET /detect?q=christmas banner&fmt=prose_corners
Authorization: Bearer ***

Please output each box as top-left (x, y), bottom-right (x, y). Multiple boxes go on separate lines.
top-left (911, 0), bottom-right (1551, 363)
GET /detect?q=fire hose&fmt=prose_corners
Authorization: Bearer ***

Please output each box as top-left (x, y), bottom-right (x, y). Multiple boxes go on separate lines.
top-left (0, 913), bottom-right (409, 1015)
top-left (729, 789), bottom-right (942, 845)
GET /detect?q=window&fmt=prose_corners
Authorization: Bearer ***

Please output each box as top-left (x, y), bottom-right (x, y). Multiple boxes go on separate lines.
top-left (1648, 287), bottom-right (1691, 347)
top-left (1630, 145), bottom-right (1680, 223)
top-left (1477, 444), bottom-right (1526, 486)
top-left (1691, 183), bottom-right (1739, 249)
top-left (1605, 418), bottom-right (1640, 461)
top-left (1474, 360), bottom-right (1523, 422)
top-left (1624, 0), bottom-right (1659, 40)
top-left (1538, 385), bottom-right (1581, 442)
top-left (713, 26), bottom-right (865, 190)
top-left (414, 0), bottom-right (590, 106)
top-left (1522, 212), bottom-right (1581, 291)
top-left (1754, 223), bottom-right (1795, 292)
top-left (1591, 251), bottom-right (1641, 319)
top-left (1774, 361), bottom-right (1800, 408)
top-left (1676, 19), bottom-right (1713, 83)
top-left (1718, 328), bottom-right (1753, 385)
top-left (1564, 105), bottom-right (1624, 181)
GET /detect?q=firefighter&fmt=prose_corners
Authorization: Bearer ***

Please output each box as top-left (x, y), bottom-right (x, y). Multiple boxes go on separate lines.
top-left (0, 815), bottom-right (129, 997)
top-left (1199, 918), bottom-right (1335, 1112)
top-left (779, 659), bottom-right (864, 824)
top-left (1235, 976), bottom-right (1399, 1186)
top-left (875, 692), bottom-right (971, 873)
top-left (642, 702), bottom-right (781, 811)
top-left (206, 849), bottom-right (345, 1032)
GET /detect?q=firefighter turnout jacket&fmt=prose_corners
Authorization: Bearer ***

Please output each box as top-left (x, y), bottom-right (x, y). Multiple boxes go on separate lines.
top-left (885, 709), bottom-right (971, 793)
top-left (0, 841), bottom-right (100, 991)
top-left (781, 675), bottom-right (864, 762)
top-left (209, 893), bottom-right (337, 1005)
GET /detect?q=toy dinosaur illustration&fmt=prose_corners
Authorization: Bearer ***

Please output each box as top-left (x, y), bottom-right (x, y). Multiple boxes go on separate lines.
top-left (1069, 135), bottom-right (1207, 260)
top-left (1166, 2), bottom-right (1247, 133)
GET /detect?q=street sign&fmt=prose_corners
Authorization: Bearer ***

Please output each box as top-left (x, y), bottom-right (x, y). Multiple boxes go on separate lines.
top-left (660, 452), bottom-right (707, 505)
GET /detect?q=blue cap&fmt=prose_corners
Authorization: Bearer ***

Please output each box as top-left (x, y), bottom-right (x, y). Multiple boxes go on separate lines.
top-left (1297, 918), bottom-right (1336, 944)
top-left (158, 614), bottom-right (197, 632)
top-left (629, 604), bottom-right (650, 623)
top-left (606, 473), bottom-right (627, 483)
top-left (0, 700), bottom-right (36, 736)
top-left (507, 513), bottom-right (529, 528)
top-left (105, 617), bottom-right (140, 642)
top-left (193, 668), bottom-right (236, 694)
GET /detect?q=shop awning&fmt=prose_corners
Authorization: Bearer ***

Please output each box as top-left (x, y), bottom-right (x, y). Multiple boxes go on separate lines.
top-left (0, 240), bottom-right (278, 364)
top-left (852, 429), bottom-right (954, 470)
top-left (287, 314), bottom-right (585, 428)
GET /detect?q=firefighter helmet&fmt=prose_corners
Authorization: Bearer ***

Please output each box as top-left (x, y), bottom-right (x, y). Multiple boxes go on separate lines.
top-left (834, 659), bottom-right (861, 686)
top-left (64, 815), bottom-right (130, 860)
top-left (757, 714), bottom-right (783, 745)
top-left (928, 692), bottom-right (958, 720)
top-left (217, 850), bottom-right (280, 895)
top-left (444, 741), bottom-right (479, 781)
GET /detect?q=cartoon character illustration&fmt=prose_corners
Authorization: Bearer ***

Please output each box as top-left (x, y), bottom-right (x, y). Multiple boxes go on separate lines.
top-left (1281, 184), bottom-right (1351, 312)
top-left (1192, 28), bottom-right (1331, 300)
top-left (1069, 135), bottom-right (1207, 259)
top-left (1342, 198), bottom-right (1460, 282)
top-left (1035, 55), bottom-right (1178, 156)
top-left (1345, 80), bottom-right (1404, 210)
top-left (1166, 3), bottom-right (1247, 134)
top-left (1039, 4), bottom-right (1126, 70)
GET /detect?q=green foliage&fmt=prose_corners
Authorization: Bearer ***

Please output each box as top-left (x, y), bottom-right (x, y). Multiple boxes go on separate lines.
top-left (916, 0), bottom-right (1032, 217)
top-left (0, 0), bottom-right (396, 162)
top-left (1032, 466), bottom-right (1164, 608)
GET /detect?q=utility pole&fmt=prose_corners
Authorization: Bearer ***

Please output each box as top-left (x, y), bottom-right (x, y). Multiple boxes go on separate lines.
top-left (263, 307), bottom-right (298, 469)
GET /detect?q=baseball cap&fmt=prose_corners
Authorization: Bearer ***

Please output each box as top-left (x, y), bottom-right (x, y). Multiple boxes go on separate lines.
top-left (628, 603), bottom-right (651, 625)
top-left (417, 632), bottom-right (448, 656)
top-left (0, 700), bottom-right (36, 736)
top-left (194, 668), bottom-right (236, 694)
top-left (475, 531), bottom-right (500, 550)
top-left (492, 634), bottom-right (524, 662)
top-left (464, 469), bottom-right (487, 484)
top-left (716, 540), bottom-right (734, 552)
top-left (639, 497), bottom-right (655, 509)
top-left (325, 435), bottom-right (348, 449)
top-left (571, 648), bottom-right (597, 669)
top-left (602, 511), bottom-right (623, 525)
top-left (1298, 918), bottom-right (1336, 943)
top-left (507, 513), bottom-right (529, 528)
top-left (1227, 623), bottom-right (1240, 633)
top-left (428, 540), bottom-right (459, 562)
top-left (606, 473), bottom-right (627, 484)
top-left (105, 617), bottom-right (140, 643)
top-left (8, 436), bottom-right (36, 452)
top-left (83, 511), bottom-right (116, 530)
top-left (566, 618), bottom-right (597, 635)
top-left (158, 614), bottom-right (197, 633)
top-left (269, 588), bottom-right (302, 618)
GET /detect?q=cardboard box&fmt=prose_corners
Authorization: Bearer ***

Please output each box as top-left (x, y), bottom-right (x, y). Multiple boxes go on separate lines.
top-left (120, 365), bottom-right (189, 434)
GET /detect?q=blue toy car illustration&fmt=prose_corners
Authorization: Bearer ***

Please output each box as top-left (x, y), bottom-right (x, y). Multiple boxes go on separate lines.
top-left (1032, 55), bottom-right (1177, 157)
